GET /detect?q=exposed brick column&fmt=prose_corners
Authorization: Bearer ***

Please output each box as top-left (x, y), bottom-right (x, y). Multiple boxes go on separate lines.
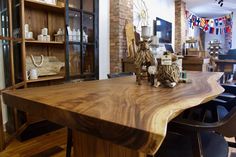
top-left (110, 0), bottom-right (133, 73)
top-left (175, 0), bottom-right (186, 54)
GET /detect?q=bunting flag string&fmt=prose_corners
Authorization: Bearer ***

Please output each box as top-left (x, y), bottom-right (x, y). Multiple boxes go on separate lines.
top-left (186, 10), bottom-right (232, 36)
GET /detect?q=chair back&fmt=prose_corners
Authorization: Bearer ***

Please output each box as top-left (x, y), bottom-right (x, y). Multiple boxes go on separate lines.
top-left (172, 106), bottom-right (236, 138)
top-left (214, 106), bottom-right (236, 137)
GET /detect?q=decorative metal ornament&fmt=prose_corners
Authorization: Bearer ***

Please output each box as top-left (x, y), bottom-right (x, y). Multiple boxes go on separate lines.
top-left (133, 0), bottom-right (149, 31)
top-left (215, 0), bottom-right (224, 7)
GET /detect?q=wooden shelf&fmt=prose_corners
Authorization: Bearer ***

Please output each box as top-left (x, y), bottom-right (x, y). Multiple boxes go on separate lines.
top-left (25, 40), bottom-right (64, 45)
top-left (69, 7), bottom-right (95, 15)
top-left (24, 0), bottom-right (65, 13)
top-left (69, 41), bottom-right (94, 45)
top-left (69, 41), bottom-right (81, 44)
top-left (27, 75), bottom-right (64, 83)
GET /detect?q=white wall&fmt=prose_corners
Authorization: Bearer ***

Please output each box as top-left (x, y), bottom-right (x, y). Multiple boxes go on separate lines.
top-left (186, 24), bottom-right (200, 39)
top-left (134, 0), bottom-right (175, 48)
top-left (232, 10), bottom-right (236, 49)
top-left (99, 0), bottom-right (110, 80)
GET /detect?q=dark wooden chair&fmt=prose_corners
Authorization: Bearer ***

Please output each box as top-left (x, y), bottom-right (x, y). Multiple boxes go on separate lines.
top-left (156, 97), bottom-right (236, 157)
top-left (107, 72), bottom-right (134, 79)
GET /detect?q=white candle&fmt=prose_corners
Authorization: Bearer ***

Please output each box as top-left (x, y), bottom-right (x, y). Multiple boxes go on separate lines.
top-left (141, 26), bottom-right (151, 39)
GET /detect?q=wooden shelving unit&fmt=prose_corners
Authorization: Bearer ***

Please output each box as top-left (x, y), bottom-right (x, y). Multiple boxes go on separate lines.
top-left (26, 75), bottom-right (64, 83)
top-left (24, 0), bottom-right (65, 12)
top-left (22, 0), bottom-right (66, 85)
top-left (25, 40), bottom-right (64, 45)
top-left (0, 0), bottom-right (99, 145)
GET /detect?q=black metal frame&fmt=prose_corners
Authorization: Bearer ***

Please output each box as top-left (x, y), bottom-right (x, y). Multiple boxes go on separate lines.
top-left (65, 0), bottom-right (99, 81)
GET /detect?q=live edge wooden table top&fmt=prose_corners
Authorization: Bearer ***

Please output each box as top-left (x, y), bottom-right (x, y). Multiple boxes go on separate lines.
top-left (2, 71), bottom-right (224, 156)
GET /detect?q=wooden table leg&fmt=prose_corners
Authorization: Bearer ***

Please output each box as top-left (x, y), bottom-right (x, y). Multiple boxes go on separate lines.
top-left (73, 130), bottom-right (147, 157)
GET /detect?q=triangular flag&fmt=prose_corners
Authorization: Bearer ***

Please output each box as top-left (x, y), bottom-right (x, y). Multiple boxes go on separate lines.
top-left (200, 18), bottom-right (205, 28)
top-left (209, 27), bottom-right (215, 34)
top-left (192, 15), bottom-right (197, 26)
top-left (219, 17), bottom-right (223, 26)
top-left (226, 26), bottom-right (231, 33)
top-left (196, 18), bottom-right (201, 26)
top-left (209, 19), bottom-right (214, 27)
top-left (216, 28), bottom-right (219, 35)
top-left (204, 25), bottom-right (209, 32)
top-left (220, 28), bottom-right (223, 35)
top-left (214, 19), bottom-right (219, 27)
top-left (189, 18), bottom-right (193, 28)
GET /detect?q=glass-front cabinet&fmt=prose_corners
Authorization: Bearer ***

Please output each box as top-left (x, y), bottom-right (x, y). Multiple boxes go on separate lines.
top-left (0, 0), bottom-right (9, 37)
top-left (66, 0), bottom-right (99, 80)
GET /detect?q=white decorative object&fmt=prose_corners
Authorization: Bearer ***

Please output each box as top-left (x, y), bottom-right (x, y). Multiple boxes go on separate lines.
top-left (46, 35), bottom-right (50, 41)
top-left (29, 69), bottom-right (38, 80)
top-left (38, 34), bottom-right (44, 41)
top-left (76, 29), bottom-right (80, 41)
top-left (37, 0), bottom-right (57, 5)
top-left (68, 27), bottom-right (73, 41)
top-left (141, 26), bottom-right (151, 39)
top-left (25, 32), bottom-right (29, 39)
top-left (24, 24), bottom-right (34, 39)
top-left (55, 28), bottom-right (64, 42)
top-left (57, 28), bottom-right (63, 35)
top-left (72, 29), bottom-right (77, 41)
top-left (26, 70), bottom-right (29, 80)
top-left (28, 32), bottom-right (33, 39)
top-left (83, 30), bottom-right (88, 43)
top-left (43, 35), bottom-right (47, 41)
top-left (161, 53), bottom-right (172, 66)
top-left (175, 56), bottom-right (183, 73)
top-left (25, 24), bottom-right (29, 33)
top-left (42, 28), bottom-right (48, 36)
top-left (26, 55), bottom-right (65, 76)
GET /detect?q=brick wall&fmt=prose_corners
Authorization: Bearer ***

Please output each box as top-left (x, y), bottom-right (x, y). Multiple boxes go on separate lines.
top-left (175, 0), bottom-right (186, 54)
top-left (110, 0), bottom-right (133, 73)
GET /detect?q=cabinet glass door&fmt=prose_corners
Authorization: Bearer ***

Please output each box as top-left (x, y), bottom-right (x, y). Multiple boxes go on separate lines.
top-left (13, 41), bottom-right (23, 84)
top-left (67, 0), bottom-right (98, 80)
top-left (0, 0), bottom-right (9, 37)
top-left (12, 0), bottom-right (21, 38)
top-left (68, 10), bottom-right (81, 78)
top-left (69, 44), bottom-right (81, 78)
top-left (1, 40), bottom-right (12, 87)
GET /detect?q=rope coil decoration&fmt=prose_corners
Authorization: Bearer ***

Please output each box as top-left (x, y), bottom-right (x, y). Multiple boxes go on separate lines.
top-left (156, 63), bottom-right (180, 85)
top-left (30, 54), bottom-right (44, 67)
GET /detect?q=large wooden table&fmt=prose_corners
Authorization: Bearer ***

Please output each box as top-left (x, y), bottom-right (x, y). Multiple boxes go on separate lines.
top-left (2, 72), bottom-right (224, 157)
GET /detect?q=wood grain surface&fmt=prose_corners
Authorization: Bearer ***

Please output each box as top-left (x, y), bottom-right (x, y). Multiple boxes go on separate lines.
top-left (2, 71), bottom-right (224, 155)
